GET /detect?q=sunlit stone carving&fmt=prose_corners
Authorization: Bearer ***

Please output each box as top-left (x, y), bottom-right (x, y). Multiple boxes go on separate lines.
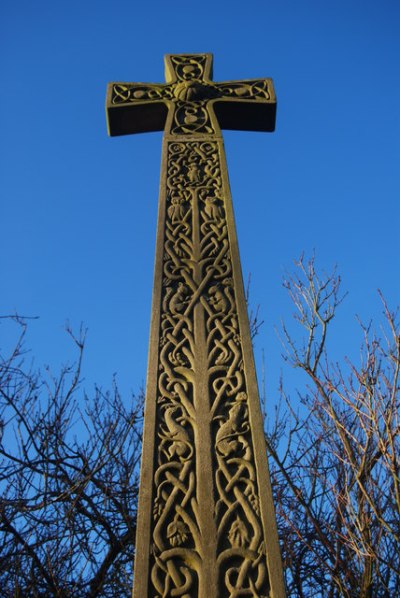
top-left (106, 53), bottom-right (285, 598)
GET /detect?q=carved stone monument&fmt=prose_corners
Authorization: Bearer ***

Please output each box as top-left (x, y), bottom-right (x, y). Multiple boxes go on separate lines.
top-left (106, 53), bottom-right (285, 598)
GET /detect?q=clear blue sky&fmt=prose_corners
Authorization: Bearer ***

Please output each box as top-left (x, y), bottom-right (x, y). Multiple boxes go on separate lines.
top-left (1, 0), bottom-right (399, 406)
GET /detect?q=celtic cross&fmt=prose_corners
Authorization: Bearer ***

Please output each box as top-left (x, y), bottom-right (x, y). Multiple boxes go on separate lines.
top-left (106, 54), bottom-right (285, 598)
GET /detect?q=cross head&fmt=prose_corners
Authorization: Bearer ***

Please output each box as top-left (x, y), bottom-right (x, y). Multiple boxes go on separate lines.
top-left (106, 53), bottom-right (276, 137)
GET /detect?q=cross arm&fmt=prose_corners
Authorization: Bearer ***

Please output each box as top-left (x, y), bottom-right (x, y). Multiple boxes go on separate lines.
top-left (106, 82), bottom-right (171, 137)
top-left (213, 79), bottom-right (276, 132)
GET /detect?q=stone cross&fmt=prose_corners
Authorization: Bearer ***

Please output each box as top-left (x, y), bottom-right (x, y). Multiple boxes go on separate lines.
top-left (106, 54), bottom-right (285, 598)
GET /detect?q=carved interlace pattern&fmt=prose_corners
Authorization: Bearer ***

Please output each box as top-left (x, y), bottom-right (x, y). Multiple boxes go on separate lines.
top-left (149, 140), bottom-right (270, 597)
top-left (111, 55), bottom-right (272, 136)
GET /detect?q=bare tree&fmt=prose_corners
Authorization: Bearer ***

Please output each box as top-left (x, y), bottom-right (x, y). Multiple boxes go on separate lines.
top-left (266, 256), bottom-right (400, 597)
top-left (0, 318), bottom-right (143, 597)
top-left (1, 257), bottom-right (399, 597)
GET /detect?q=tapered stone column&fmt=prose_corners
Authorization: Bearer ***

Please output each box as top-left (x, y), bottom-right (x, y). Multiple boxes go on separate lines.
top-left (106, 53), bottom-right (285, 598)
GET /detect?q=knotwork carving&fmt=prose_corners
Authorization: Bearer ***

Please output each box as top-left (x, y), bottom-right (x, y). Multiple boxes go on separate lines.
top-left (169, 55), bottom-right (208, 82)
top-left (111, 83), bottom-right (172, 103)
top-left (148, 139), bottom-right (270, 596)
top-left (217, 79), bottom-right (272, 101)
top-left (172, 101), bottom-right (216, 136)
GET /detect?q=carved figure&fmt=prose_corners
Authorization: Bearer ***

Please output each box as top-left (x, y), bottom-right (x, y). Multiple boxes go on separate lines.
top-left (204, 194), bottom-right (223, 221)
top-left (168, 194), bottom-right (186, 223)
top-left (187, 159), bottom-right (201, 184)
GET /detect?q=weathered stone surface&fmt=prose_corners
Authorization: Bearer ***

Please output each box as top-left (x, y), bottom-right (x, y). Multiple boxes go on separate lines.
top-left (106, 54), bottom-right (285, 598)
